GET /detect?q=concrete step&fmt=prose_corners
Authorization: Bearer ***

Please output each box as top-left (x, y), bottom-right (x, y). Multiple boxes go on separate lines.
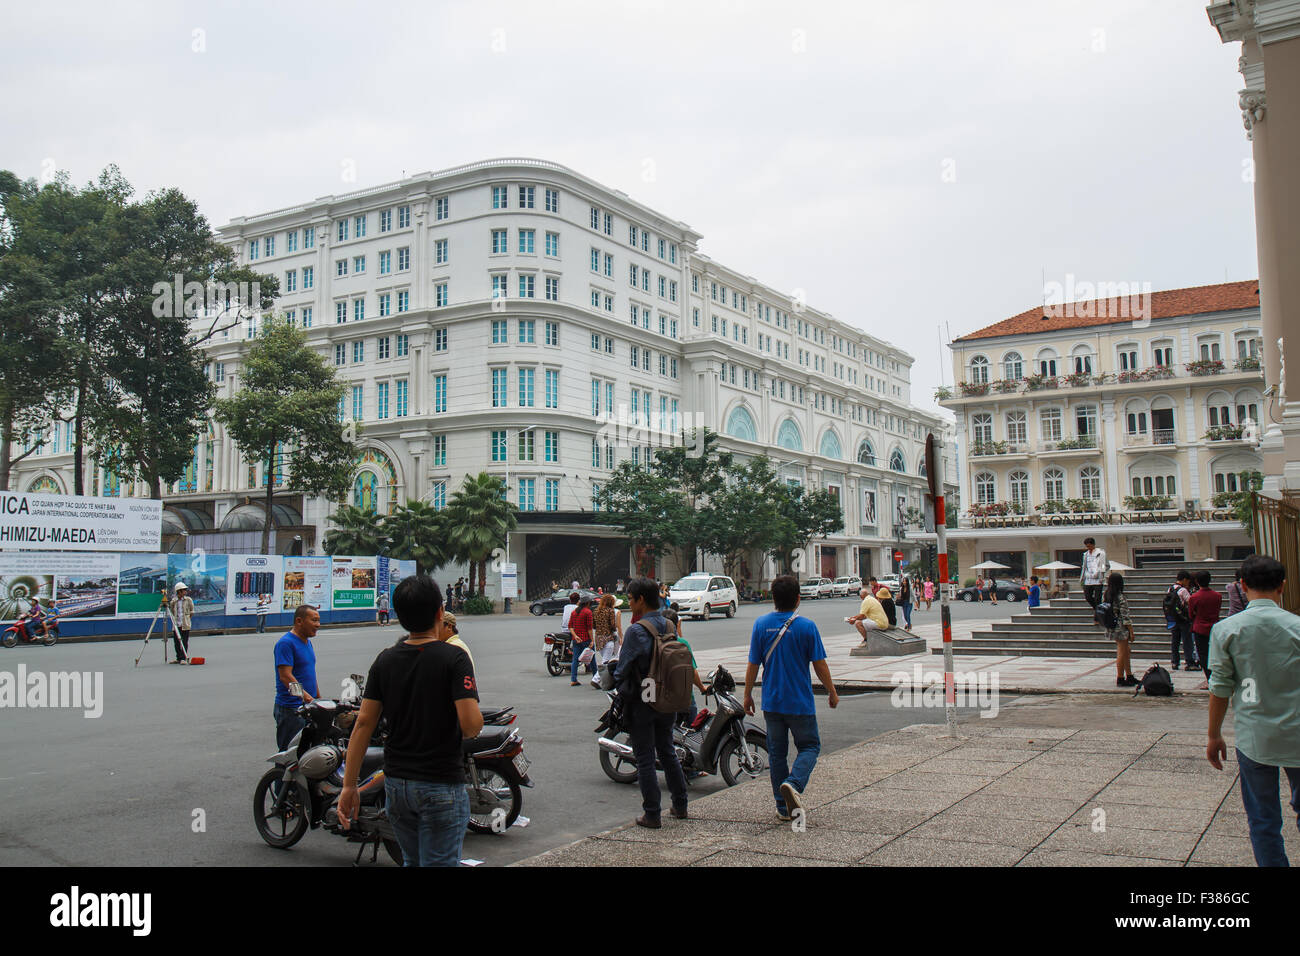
top-left (935, 640), bottom-right (1172, 659)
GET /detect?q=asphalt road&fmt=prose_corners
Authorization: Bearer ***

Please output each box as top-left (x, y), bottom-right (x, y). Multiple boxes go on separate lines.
top-left (0, 595), bottom-right (1009, 867)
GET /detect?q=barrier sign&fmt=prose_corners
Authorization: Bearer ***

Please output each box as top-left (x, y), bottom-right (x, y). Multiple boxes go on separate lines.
top-left (0, 492), bottom-right (161, 551)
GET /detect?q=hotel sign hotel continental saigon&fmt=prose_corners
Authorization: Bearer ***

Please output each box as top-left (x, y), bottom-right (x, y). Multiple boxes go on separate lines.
top-left (966, 506), bottom-right (1238, 529)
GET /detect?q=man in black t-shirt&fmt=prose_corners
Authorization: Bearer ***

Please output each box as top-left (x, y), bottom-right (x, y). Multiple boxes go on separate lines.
top-left (339, 575), bottom-right (483, 867)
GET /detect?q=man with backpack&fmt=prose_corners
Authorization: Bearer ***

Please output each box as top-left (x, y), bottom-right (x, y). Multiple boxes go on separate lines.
top-left (612, 577), bottom-right (690, 829)
top-left (1163, 570), bottom-right (1199, 671)
top-left (1206, 555), bottom-right (1300, 866)
top-left (744, 575), bottom-right (839, 822)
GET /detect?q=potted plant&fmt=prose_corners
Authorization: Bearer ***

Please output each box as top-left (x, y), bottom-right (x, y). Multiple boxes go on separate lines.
top-left (959, 381), bottom-right (990, 397)
top-left (1204, 424), bottom-right (1244, 441)
top-left (1233, 356), bottom-right (1261, 372)
top-left (1185, 358), bottom-right (1225, 376)
top-left (1035, 500), bottom-right (1067, 514)
top-left (1122, 494), bottom-right (1173, 510)
top-left (1065, 498), bottom-right (1099, 514)
top-left (933, 385), bottom-right (953, 401)
top-left (1024, 372), bottom-right (1058, 391)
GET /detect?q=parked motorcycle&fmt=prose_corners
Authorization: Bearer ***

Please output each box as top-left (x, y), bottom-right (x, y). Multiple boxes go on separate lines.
top-left (543, 630), bottom-right (573, 676)
top-left (595, 664), bottom-right (769, 786)
top-left (2, 609), bottom-right (60, 648)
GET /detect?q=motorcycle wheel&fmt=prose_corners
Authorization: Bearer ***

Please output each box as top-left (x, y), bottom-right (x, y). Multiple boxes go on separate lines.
top-left (43, 628), bottom-right (58, 646)
top-left (545, 649), bottom-right (564, 676)
top-left (466, 765), bottom-right (523, 834)
top-left (1, 632), bottom-right (16, 649)
top-left (717, 730), bottom-right (770, 787)
top-left (598, 732), bottom-right (639, 784)
top-left (383, 838), bottom-right (404, 865)
top-left (252, 768), bottom-right (310, 849)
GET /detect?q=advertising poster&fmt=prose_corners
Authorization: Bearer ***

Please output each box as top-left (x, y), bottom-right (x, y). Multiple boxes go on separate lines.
top-left (115, 554), bottom-right (170, 618)
top-left (331, 555), bottom-right (376, 610)
top-left (0, 491), bottom-right (162, 551)
top-left (0, 552), bottom-right (121, 620)
top-left (225, 555), bottom-right (284, 616)
top-left (168, 552), bottom-right (228, 617)
top-left (376, 557), bottom-right (418, 609)
top-left (283, 556), bottom-right (331, 611)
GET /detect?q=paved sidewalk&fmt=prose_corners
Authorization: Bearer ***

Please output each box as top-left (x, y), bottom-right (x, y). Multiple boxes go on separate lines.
top-left (691, 607), bottom-right (1210, 695)
top-left (516, 723), bottom-right (1290, 867)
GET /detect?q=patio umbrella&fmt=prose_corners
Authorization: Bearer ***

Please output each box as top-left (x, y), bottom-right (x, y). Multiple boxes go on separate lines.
top-left (969, 560), bottom-right (1011, 570)
top-left (1106, 560), bottom-right (1135, 572)
top-left (1033, 561), bottom-right (1079, 570)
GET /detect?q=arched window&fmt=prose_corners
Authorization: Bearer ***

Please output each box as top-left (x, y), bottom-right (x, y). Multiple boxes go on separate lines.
top-left (975, 472), bottom-right (996, 505)
top-left (1117, 342), bottom-right (1139, 372)
top-left (969, 355), bottom-right (990, 384)
top-left (819, 429), bottom-right (843, 460)
top-left (776, 419), bottom-right (803, 452)
top-left (1002, 351), bottom-right (1023, 380)
top-left (1044, 467), bottom-right (1065, 501)
top-left (1151, 340), bottom-right (1174, 367)
top-left (1079, 466), bottom-right (1101, 501)
top-left (1129, 459), bottom-right (1178, 499)
top-left (918, 456), bottom-right (927, 478)
top-left (1008, 470), bottom-right (1029, 508)
top-left (1071, 345), bottom-right (1094, 375)
top-left (1207, 391), bottom-right (1232, 428)
top-left (889, 449), bottom-right (906, 473)
top-left (1036, 348), bottom-right (1058, 377)
top-left (725, 406), bottom-right (758, 442)
top-left (1005, 410), bottom-right (1027, 444)
top-left (857, 439), bottom-right (876, 465)
top-left (972, 413), bottom-right (993, 445)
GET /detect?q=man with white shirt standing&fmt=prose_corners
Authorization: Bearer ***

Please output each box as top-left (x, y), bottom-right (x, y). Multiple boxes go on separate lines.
top-left (1081, 536), bottom-right (1108, 609)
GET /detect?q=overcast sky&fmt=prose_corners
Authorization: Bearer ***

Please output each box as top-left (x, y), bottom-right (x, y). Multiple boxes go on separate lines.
top-left (0, 0), bottom-right (1257, 417)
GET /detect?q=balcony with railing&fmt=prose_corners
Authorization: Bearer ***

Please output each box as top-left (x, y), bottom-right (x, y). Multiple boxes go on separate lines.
top-left (1123, 428), bottom-right (1176, 449)
top-left (1040, 434), bottom-right (1101, 455)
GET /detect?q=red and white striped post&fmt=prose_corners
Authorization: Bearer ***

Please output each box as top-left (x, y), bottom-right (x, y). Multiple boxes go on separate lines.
top-left (925, 434), bottom-right (957, 736)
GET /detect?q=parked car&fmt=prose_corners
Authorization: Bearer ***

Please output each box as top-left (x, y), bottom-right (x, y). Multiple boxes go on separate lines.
top-left (816, 578), bottom-right (836, 599)
top-left (874, 575), bottom-right (901, 595)
top-left (831, 575), bottom-right (861, 597)
top-left (955, 583), bottom-right (1029, 603)
top-left (799, 577), bottom-right (827, 599)
top-left (529, 588), bottom-right (601, 616)
top-left (668, 574), bottom-right (738, 621)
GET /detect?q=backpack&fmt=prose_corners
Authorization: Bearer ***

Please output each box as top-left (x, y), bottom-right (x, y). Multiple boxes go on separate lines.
top-left (1162, 585), bottom-right (1189, 624)
top-left (641, 617), bottom-right (695, 715)
top-left (880, 598), bottom-right (897, 627)
top-left (1093, 601), bottom-right (1117, 629)
top-left (1134, 663), bottom-right (1173, 697)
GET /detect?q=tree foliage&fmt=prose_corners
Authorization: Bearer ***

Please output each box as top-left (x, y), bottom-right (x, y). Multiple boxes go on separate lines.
top-left (214, 316), bottom-right (355, 553)
top-left (445, 472), bottom-right (517, 595)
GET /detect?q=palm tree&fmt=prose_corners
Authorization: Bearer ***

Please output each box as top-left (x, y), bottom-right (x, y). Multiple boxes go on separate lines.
top-left (445, 472), bottom-right (517, 595)
top-left (322, 503), bottom-right (387, 556)
top-left (385, 500), bottom-right (449, 574)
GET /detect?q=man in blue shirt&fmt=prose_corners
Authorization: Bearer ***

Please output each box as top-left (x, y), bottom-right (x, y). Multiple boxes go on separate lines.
top-left (1028, 576), bottom-right (1041, 608)
top-left (744, 574), bottom-right (839, 822)
top-left (273, 605), bottom-right (321, 750)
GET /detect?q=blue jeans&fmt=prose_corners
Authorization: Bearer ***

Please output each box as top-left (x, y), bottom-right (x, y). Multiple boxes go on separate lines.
top-left (571, 639), bottom-right (592, 681)
top-left (1236, 749), bottom-right (1300, 867)
top-left (273, 703), bottom-right (306, 752)
top-left (765, 711), bottom-right (821, 813)
top-left (1169, 620), bottom-right (1198, 668)
top-left (627, 703), bottom-right (688, 818)
top-left (384, 776), bottom-right (470, 867)
top-left (900, 601), bottom-right (913, 629)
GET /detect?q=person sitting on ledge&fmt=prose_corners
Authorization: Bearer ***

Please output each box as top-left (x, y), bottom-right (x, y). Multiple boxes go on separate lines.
top-left (848, 587), bottom-right (890, 643)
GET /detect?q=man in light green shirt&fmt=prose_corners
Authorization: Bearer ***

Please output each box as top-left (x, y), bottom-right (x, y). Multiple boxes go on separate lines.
top-left (1206, 555), bottom-right (1300, 867)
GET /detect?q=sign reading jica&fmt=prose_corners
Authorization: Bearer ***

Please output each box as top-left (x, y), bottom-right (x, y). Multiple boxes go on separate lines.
top-left (968, 509), bottom-right (1235, 529)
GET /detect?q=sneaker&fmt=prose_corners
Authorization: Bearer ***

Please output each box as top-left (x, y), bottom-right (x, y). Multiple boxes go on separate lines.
top-left (780, 781), bottom-right (803, 817)
top-left (635, 814), bottom-right (661, 829)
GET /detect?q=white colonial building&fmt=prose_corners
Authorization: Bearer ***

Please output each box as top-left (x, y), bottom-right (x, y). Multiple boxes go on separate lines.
top-left (940, 280), bottom-right (1264, 578)
top-left (14, 158), bottom-right (954, 597)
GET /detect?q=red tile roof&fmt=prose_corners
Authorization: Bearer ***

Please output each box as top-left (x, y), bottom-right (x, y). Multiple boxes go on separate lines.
top-left (955, 280), bottom-right (1259, 342)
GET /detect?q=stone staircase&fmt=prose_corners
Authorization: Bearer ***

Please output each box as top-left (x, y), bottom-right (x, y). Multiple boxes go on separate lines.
top-left (934, 560), bottom-right (1243, 659)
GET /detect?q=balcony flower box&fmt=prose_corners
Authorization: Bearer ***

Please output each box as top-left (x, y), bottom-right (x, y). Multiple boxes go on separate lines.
top-left (1233, 356), bottom-right (1261, 372)
top-left (1204, 424), bottom-right (1245, 442)
top-left (1035, 500), bottom-right (1067, 514)
top-left (1065, 498), bottom-right (1100, 514)
top-left (967, 502), bottom-right (1010, 517)
top-left (1024, 373), bottom-right (1059, 391)
top-left (1123, 494), bottom-right (1173, 510)
top-left (971, 440), bottom-right (1008, 456)
top-left (994, 379), bottom-right (1021, 393)
top-left (1063, 371), bottom-right (1097, 387)
top-left (1055, 435), bottom-right (1097, 450)
top-left (933, 385), bottom-right (953, 401)
top-left (1185, 359), bottom-right (1225, 376)
top-left (959, 381), bottom-right (990, 397)
top-left (1117, 366), bottom-right (1176, 384)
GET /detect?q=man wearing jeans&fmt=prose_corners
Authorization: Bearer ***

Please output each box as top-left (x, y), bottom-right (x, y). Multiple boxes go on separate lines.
top-left (1206, 555), bottom-right (1300, 867)
top-left (1081, 537), bottom-right (1107, 609)
top-left (744, 574), bottom-right (839, 822)
top-left (339, 575), bottom-right (483, 867)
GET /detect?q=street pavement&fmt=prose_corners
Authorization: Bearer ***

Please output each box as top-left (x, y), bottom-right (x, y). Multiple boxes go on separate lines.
top-left (0, 595), bottom-right (988, 867)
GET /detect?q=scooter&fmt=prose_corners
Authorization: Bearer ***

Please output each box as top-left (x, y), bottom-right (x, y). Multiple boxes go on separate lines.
top-left (2, 609), bottom-right (60, 648)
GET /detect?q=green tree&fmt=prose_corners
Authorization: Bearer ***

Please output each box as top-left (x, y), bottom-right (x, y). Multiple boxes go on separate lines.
top-left (384, 500), bottom-right (449, 574)
top-left (215, 316), bottom-right (356, 553)
top-left (322, 503), bottom-right (387, 556)
top-left (445, 472), bottom-right (517, 595)
top-left (767, 482), bottom-right (845, 574)
top-left (0, 171), bottom-right (74, 490)
top-left (706, 455), bottom-right (785, 578)
top-left (90, 187), bottom-right (275, 498)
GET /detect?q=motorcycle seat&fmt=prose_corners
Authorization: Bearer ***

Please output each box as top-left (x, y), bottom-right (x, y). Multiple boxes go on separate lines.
top-left (360, 747), bottom-right (385, 778)
top-left (462, 727), bottom-right (512, 756)
top-left (480, 705), bottom-right (514, 722)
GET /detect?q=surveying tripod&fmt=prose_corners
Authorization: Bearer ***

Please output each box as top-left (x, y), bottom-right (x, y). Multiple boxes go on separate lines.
top-left (133, 594), bottom-right (189, 667)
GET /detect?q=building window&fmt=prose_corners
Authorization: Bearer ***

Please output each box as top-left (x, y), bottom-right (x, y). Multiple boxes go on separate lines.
top-left (352, 340), bottom-right (364, 363)
top-left (518, 185), bottom-right (535, 209)
top-left (304, 226), bottom-right (315, 248)
top-left (378, 293), bottom-right (391, 317)
top-left (492, 185), bottom-right (509, 209)
top-left (1005, 410), bottom-right (1026, 444)
top-left (545, 321), bottom-right (558, 346)
top-left (380, 209), bottom-right (392, 233)
top-left (354, 214), bottom-right (366, 238)
top-left (545, 369), bottom-right (558, 408)
top-left (518, 274), bottom-right (535, 298)
top-left (518, 431), bottom-right (535, 462)
top-left (519, 229), bottom-right (535, 254)
top-left (398, 333), bottom-right (411, 356)
top-left (376, 382), bottom-right (389, 419)
top-left (491, 430), bottom-right (506, 462)
top-left (434, 375), bottom-right (447, 413)
top-left (975, 472), bottom-right (996, 505)
top-left (435, 196), bottom-right (449, 220)
top-left (377, 336), bottom-right (390, 359)
top-left (353, 298), bottom-right (365, 321)
top-left (491, 230), bottom-right (508, 254)
top-left (395, 380), bottom-right (408, 417)
top-left (435, 283), bottom-right (448, 307)
top-left (1009, 470), bottom-right (1029, 508)
top-left (1044, 467), bottom-right (1065, 501)
top-left (378, 251), bottom-right (391, 274)
top-left (518, 319), bottom-right (536, 344)
top-left (969, 355), bottom-right (990, 384)
top-left (351, 385), bottom-right (363, 421)
top-left (430, 480), bottom-right (446, 509)
top-left (397, 290), bottom-right (408, 313)
top-left (544, 430), bottom-right (559, 463)
top-left (972, 413), bottom-right (993, 445)
top-left (518, 477), bottom-right (535, 511)
top-left (1040, 408), bottom-right (1063, 442)
top-left (1079, 466), bottom-right (1101, 501)
top-left (545, 188), bottom-right (559, 213)
top-left (518, 367), bottom-right (535, 407)
top-left (435, 239), bottom-right (448, 264)
top-left (492, 275), bottom-right (508, 299)
top-left (545, 276), bottom-right (559, 301)
top-left (491, 368), bottom-right (507, 407)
